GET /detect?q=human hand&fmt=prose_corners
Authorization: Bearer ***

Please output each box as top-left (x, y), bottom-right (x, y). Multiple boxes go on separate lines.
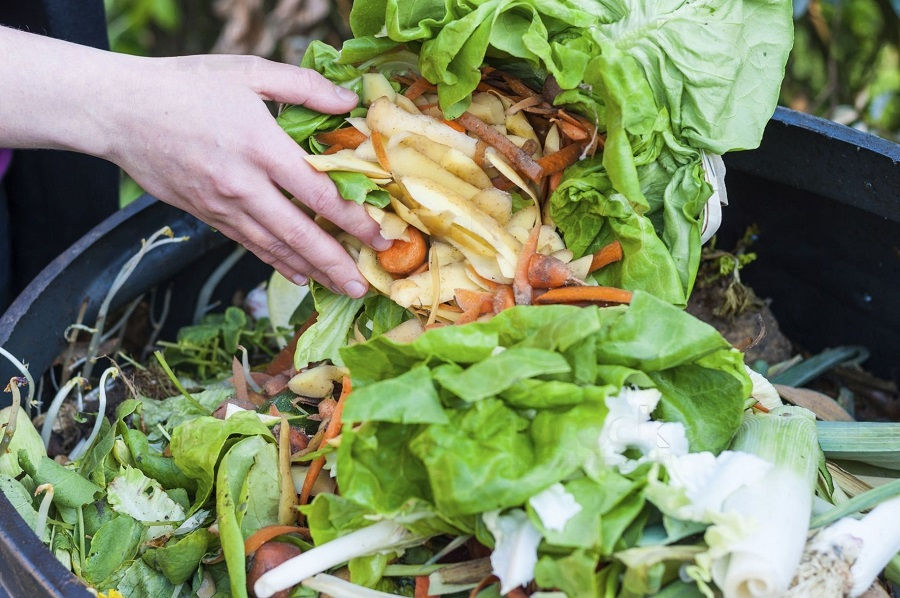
top-left (102, 54), bottom-right (391, 298)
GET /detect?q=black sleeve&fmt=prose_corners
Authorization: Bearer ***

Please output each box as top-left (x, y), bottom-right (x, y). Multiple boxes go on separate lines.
top-left (0, 0), bottom-right (120, 307)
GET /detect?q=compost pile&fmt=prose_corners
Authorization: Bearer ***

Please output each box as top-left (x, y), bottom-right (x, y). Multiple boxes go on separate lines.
top-left (2, 1), bottom-right (900, 598)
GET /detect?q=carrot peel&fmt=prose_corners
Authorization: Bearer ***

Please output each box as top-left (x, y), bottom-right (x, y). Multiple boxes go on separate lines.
top-left (244, 525), bottom-right (311, 556)
top-left (298, 377), bottom-right (350, 507)
top-left (589, 240), bottom-right (624, 273)
top-left (534, 286), bottom-right (633, 306)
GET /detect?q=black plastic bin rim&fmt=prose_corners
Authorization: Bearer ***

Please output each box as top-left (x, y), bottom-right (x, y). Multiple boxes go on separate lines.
top-left (0, 108), bottom-right (897, 598)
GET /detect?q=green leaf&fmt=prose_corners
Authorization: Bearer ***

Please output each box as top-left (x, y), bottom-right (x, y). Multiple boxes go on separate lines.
top-left (435, 347), bottom-right (572, 402)
top-left (217, 435), bottom-right (280, 598)
top-left (339, 421), bottom-right (434, 515)
top-left (107, 465), bottom-right (186, 527)
top-left (361, 293), bottom-right (412, 338)
top-left (18, 451), bottom-right (102, 508)
top-left (78, 399), bottom-right (139, 481)
top-left (593, 292), bottom-right (734, 371)
top-left (143, 528), bottom-right (214, 585)
top-left (277, 105), bottom-right (347, 148)
top-left (121, 428), bottom-right (197, 493)
top-left (343, 365), bottom-right (449, 424)
top-left (294, 283), bottom-right (366, 369)
top-left (0, 404), bottom-right (46, 479)
top-left (408, 398), bottom-right (606, 516)
top-left (140, 384), bottom-right (233, 438)
top-left (648, 362), bottom-right (747, 453)
top-left (82, 515), bottom-right (144, 585)
top-left (339, 36), bottom-right (403, 64)
top-left (102, 558), bottom-right (178, 597)
top-left (349, 551), bottom-right (390, 588)
top-left (0, 473), bottom-right (41, 538)
top-left (302, 492), bottom-right (376, 545)
top-left (592, 0), bottom-right (794, 153)
top-left (238, 437), bottom-right (281, 536)
top-left (529, 472), bottom-right (640, 550)
top-left (534, 549), bottom-right (602, 598)
top-left (169, 410), bottom-right (274, 513)
top-left (328, 171), bottom-right (391, 207)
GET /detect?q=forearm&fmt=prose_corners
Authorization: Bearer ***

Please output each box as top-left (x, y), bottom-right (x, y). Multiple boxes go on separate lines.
top-left (0, 25), bottom-right (140, 158)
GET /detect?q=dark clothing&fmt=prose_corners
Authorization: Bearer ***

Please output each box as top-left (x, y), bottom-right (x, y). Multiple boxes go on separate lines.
top-left (0, 0), bottom-right (119, 313)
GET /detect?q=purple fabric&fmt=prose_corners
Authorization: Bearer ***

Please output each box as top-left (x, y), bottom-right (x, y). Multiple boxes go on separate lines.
top-left (0, 149), bottom-right (11, 180)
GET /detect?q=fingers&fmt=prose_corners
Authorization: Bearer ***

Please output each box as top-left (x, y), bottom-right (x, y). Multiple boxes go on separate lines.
top-left (218, 189), bottom-right (372, 298)
top-left (266, 135), bottom-right (391, 252)
top-left (244, 60), bottom-right (359, 115)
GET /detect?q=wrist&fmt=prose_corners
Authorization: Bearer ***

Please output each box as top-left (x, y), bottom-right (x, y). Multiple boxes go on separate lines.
top-left (0, 27), bottom-right (150, 161)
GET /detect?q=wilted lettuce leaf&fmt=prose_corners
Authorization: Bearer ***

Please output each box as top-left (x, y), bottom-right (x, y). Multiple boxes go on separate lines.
top-left (534, 549), bottom-right (604, 598)
top-left (590, 0), bottom-right (794, 152)
top-left (217, 434), bottom-right (280, 598)
top-left (343, 365), bottom-right (448, 424)
top-left (293, 283), bottom-right (367, 370)
top-left (0, 406), bottom-right (46, 479)
top-left (83, 515), bottom-right (145, 586)
top-left (142, 528), bottom-right (214, 585)
top-left (18, 451), bottom-right (102, 509)
top-left (106, 466), bottom-right (186, 532)
top-left (169, 410), bottom-right (274, 513)
top-left (0, 473), bottom-right (41, 538)
top-left (120, 428), bottom-right (197, 493)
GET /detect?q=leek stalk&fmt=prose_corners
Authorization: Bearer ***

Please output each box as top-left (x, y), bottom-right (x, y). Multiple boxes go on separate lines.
top-left (253, 520), bottom-right (419, 598)
top-left (816, 422), bottom-right (900, 471)
top-left (711, 406), bottom-right (821, 598)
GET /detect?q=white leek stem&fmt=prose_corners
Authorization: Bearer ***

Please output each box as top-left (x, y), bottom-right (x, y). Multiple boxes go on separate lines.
top-left (40, 376), bottom-right (88, 450)
top-left (68, 367), bottom-right (117, 461)
top-left (713, 407), bottom-right (820, 598)
top-left (302, 573), bottom-right (407, 597)
top-left (253, 520), bottom-right (415, 598)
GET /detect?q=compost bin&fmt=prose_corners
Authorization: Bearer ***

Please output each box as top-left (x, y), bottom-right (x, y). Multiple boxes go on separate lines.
top-left (0, 107), bottom-right (898, 597)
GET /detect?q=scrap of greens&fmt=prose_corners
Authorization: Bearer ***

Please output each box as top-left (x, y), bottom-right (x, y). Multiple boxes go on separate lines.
top-left (282, 0), bottom-right (793, 306)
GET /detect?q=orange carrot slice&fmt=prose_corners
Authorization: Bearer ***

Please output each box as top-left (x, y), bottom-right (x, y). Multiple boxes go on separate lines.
top-left (377, 226), bottom-right (427, 275)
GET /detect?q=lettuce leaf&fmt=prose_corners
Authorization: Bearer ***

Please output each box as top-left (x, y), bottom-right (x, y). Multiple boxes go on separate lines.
top-left (334, 294), bottom-right (748, 529)
top-left (590, 0), bottom-right (794, 153)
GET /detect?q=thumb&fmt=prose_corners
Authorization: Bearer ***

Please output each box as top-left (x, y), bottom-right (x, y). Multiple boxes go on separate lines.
top-left (247, 61), bottom-right (359, 114)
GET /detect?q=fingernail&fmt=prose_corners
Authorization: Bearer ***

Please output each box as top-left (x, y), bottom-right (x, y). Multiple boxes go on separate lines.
top-left (373, 236), bottom-right (393, 251)
top-left (344, 280), bottom-right (367, 298)
top-left (291, 274), bottom-right (309, 286)
top-left (335, 86), bottom-right (359, 103)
